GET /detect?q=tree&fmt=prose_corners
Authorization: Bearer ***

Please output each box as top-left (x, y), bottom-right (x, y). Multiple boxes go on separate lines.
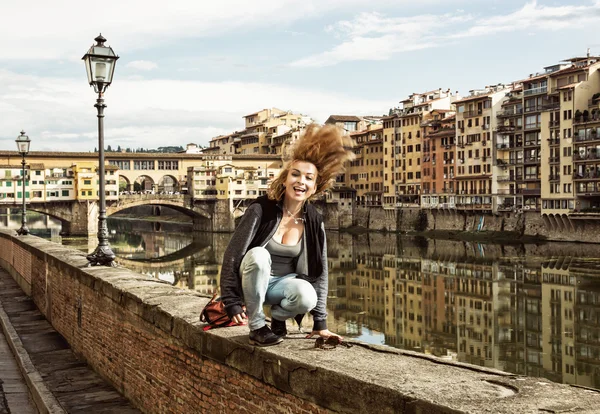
top-left (107, 144), bottom-right (113, 152)
top-left (94, 147), bottom-right (97, 152)
top-left (117, 145), bottom-right (122, 152)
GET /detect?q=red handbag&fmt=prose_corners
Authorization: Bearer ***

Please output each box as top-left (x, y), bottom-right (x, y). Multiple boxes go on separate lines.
top-left (200, 293), bottom-right (245, 331)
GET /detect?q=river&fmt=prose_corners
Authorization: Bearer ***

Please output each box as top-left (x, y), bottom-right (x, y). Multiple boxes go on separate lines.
top-left (2, 209), bottom-right (600, 390)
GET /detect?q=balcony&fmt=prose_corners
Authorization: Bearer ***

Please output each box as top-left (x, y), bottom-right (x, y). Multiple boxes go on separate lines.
top-left (574, 112), bottom-right (600, 125)
top-left (549, 174), bottom-right (560, 181)
top-left (524, 140), bottom-right (541, 147)
top-left (496, 143), bottom-right (509, 149)
top-left (549, 156), bottom-right (560, 164)
top-left (523, 157), bottom-right (541, 165)
top-left (542, 102), bottom-right (560, 111)
top-left (548, 120), bottom-right (560, 128)
top-left (575, 183), bottom-right (600, 195)
top-left (574, 153), bottom-right (600, 162)
top-left (589, 98), bottom-right (600, 108)
top-left (464, 109), bottom-right (483, 118)
top-left (524, 122), bottom-right (542, 131)
top-left (497, 108), bottom-right (523, 117)
top-left (574, 131), bottom-right (600, 143)
top-left (573, 171), bottom-right (600, 180)
top-left (496, 125), bottom-right (516, 133)
top-left (497, 175), bottom-right (512, 182)
top-left (523, 86), bottom-right (548, 96)
top-left (524, 105), bottom-right (542, 113)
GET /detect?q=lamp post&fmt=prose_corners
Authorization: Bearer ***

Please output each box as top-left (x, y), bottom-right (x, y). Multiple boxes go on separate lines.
top-left (15, 131), bottom-right (30, 236)
top-left (82, 34), bottom-right (119, 266)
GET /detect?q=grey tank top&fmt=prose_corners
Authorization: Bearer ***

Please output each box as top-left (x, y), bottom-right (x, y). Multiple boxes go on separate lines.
top-left (265, 236), bottom-right (302, 276)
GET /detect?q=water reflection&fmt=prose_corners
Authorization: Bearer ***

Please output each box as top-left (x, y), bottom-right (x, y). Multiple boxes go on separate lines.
top-left (2, 211), bottom-right (600, 389)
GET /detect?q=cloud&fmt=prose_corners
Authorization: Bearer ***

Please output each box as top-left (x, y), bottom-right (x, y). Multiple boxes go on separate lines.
top-left (0, 0), bottom-right (430, 61)
top-left (451, 0), bottom-right (600, 38)
top-left (125, 60), bottom-right (158, 71)
top-left (291, 1), bottom-right (600, 67)
top-left (0, 69), bottom-right (389, 152)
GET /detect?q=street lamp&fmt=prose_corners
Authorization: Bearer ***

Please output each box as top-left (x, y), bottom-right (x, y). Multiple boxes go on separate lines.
top-left (15, 131), bottom-right (30, 236)
top-left (82, 34), bottom-right (119, 266)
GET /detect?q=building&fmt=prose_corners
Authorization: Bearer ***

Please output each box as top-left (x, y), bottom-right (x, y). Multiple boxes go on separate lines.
top-left (347, 125), bottom-right (384, 206)
top-left (205, 108), bottom-right (313, 156)
top-left (397, 89), bottom-right (457, 205)
top-left (421, 110), bottom-right (456, 209)
top-left (454, 85), bottom-right (510, 211)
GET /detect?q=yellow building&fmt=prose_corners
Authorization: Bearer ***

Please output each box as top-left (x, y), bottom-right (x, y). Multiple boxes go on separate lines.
top-left (396, 89), bottom-right (456, 205)
top-left (382, 114), bottom-right (402, 208)
top-left (454, 85), bottom-right (509, 210)
top-left (347, 125), bottom-right (384, 206)
top-left (543, 56), bottom-right (600, 216)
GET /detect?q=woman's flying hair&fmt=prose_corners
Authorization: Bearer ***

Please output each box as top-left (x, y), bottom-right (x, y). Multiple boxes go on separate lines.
top-left (268, 123), bottom-right (355, 201)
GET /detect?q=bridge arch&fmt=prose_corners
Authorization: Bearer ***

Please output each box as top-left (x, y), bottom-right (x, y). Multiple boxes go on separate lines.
top-left (107, 195), bottom-right (212, 220)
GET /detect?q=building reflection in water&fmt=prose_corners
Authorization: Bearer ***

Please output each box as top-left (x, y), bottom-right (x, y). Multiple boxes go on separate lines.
top-left (2, 211), bottom-right (600, 389)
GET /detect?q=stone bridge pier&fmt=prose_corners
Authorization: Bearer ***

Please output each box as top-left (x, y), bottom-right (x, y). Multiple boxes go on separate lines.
top-left (31, 201), bottom-right (98, 237)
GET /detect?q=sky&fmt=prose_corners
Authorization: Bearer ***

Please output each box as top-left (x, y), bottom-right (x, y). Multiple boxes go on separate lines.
top-left (1, 0), bottom-right (600, 152)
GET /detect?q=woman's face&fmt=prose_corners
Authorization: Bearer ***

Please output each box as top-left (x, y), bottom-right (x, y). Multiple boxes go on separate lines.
top-left (284, 161), bottom-right (318, 203)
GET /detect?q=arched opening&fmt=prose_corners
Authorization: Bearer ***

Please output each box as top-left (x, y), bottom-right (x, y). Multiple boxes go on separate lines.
top-left (158, 175), bottom-right (178, 194)
top-left (119, 175), bottom-right (131, 193)
top-left (134, 175), bottom-right (155, 193)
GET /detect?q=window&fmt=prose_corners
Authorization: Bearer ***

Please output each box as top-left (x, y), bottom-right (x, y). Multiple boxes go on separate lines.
top-left (158, 160), bottom-right (178, 170)
top-left (134, 160), bottom-right (155, 170)
top-left (35, 171), bottom-right (41, 176)
top-left (109, 160), bottom-right (130, 170)
top-left (62, 190), bottom-right (69, 197)
top-left (84, 180), bottom-right (91, 185)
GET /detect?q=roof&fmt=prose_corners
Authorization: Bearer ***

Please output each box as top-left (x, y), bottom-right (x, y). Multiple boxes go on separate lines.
top-left (557, 83), bottom-right (579, 90)
top-left (550, 65), bottom-right (587, 77)
top-left (453, 91), bottom-right (497, 104)
top-left (30, 163), bottom-right (45, 169)
top-left (325, 115), bottom-right (362, 123)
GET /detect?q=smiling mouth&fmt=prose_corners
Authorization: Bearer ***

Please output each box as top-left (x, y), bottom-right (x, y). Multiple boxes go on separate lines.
top-left (293, 187), bottom-right (306, 193)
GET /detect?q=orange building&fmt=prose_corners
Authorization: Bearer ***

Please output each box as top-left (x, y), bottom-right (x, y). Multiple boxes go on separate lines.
top-left (421, 110), bottom-right (456, 208)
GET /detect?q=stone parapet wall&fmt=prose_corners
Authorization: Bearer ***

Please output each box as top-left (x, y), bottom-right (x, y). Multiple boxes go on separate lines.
top-left (2, 231), bottom-right (600, 414)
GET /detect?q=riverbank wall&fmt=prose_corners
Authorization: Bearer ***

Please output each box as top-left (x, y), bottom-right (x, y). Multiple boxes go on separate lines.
top-left (2, 231), bottom-right (600, 413)
top-left (318, 203), bottom-right (600, 243)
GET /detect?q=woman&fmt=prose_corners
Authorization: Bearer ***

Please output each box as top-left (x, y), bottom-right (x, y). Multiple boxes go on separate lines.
top-left (219, 124), bottom-right (354, 346)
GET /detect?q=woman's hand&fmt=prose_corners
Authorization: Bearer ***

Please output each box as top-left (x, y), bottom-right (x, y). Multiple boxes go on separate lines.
top-left (232, 312), bottom-right (247, 325)
top-left (305, 329), bottom-right (343, 340)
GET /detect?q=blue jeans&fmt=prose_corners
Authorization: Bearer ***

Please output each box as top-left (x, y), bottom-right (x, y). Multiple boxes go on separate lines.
top-left (240, 247), bottom-right (317, 331)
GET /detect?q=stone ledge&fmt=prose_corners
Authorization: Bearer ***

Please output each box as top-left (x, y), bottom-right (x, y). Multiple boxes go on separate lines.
top-left (3, 230), bottom-right (600, 413)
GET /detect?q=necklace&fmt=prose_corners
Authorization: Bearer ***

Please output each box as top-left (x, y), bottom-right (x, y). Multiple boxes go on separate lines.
top-left (285, 206), bottom-right (304, 224)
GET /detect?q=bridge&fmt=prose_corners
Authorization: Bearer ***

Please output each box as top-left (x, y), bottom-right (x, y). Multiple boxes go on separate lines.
top-left (3, 194), bottom-right (245, 236)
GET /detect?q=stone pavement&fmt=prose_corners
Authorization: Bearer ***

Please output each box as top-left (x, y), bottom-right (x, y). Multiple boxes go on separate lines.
top-left (0, 327), bottom-right (37, 414)
top-left (0, 268), bottom-right (140, 413)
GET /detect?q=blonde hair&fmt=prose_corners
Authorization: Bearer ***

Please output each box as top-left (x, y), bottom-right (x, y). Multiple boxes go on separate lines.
top-left (267, 124), bottom-right (355, 201)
